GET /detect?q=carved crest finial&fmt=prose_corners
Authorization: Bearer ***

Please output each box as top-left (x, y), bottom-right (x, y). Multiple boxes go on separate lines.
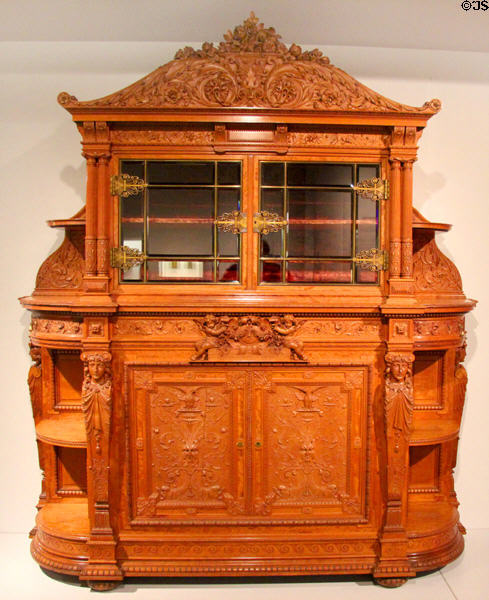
top-left (174, 12), bottom-right (329, 64)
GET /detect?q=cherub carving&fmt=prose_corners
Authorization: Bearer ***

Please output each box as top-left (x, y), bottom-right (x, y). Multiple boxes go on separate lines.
top-left (81, 351), bottom-right (112, 453)
top-left (271, 315), bottom-right (305, 361)
top-left (192, 315), bottom-right (230, 360)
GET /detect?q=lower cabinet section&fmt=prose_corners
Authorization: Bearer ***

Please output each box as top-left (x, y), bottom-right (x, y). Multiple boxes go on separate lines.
top-left (26, 315), bottom-right (469, 588)
top-left (127, 365), bottom-right (368, 525)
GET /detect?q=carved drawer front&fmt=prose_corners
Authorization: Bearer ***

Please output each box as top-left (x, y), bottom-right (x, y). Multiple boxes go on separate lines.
top-left (251, 368), bottom-right (368, 521)
top-left (128, 366), bottom-right (368, 525)
top-left (129, 367), bottom-right (246, 523)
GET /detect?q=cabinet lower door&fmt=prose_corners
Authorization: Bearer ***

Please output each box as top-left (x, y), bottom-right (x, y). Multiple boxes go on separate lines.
top-left (250, 367), bottom-right (368, 522)
top-left (129, 367), bottom-right (247, 523)
top-left (128, 366), bottom-right (368, 525)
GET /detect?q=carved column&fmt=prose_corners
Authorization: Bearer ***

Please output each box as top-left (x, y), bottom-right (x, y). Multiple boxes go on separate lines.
top-left (80, 349), bottom-right (122, 587)
top-left (97, 154), bottom-right (110, 277)
top-left (79, 120), bottom-right (111, 295)
top-left (83, 153), bottom-right (98, 278)
top-left (389, 159), bottom-right (402, 279)
top-left (401, 160), bottom-right (414, 278)
top-left (375, 350), bottom-right (415, 585)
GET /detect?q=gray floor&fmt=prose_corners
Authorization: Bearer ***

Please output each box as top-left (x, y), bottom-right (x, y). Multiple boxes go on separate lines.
top-left (0, 529), bottom-right (487, 599)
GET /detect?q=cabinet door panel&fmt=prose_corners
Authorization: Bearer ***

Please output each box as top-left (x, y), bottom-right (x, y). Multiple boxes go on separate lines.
top-left (251, 367), bottom-right (368, 521)
top-left (129, 367), bottom-right (246, 522)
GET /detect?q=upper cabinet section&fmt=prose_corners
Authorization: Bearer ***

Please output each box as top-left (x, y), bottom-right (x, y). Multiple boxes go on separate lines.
top-left (58, 12), bottom-right (440, 123)
top-left (19, 12), bottom-right (475, 312)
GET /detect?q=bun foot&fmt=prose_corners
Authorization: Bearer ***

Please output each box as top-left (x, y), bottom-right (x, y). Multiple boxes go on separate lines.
top-left (374, 577), bottom-right (408, 588)
top-left (86, 580), bottom-right (121, 592)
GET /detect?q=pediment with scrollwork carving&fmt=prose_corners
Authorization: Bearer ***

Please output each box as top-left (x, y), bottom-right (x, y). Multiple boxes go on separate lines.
top-left (58, 13), bottom-right (440, 115)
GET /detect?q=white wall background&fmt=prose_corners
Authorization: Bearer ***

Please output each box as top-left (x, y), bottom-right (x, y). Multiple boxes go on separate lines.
top-left (1, 3), bottom-right (488, 534)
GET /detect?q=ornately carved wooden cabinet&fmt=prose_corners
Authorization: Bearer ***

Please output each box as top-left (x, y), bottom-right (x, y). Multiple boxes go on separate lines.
top-left (21, 15), bottom-right (475, 591)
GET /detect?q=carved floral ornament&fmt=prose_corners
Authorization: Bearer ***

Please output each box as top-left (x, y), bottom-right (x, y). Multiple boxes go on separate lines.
top-left (58, 13), bottom-right (440, 114)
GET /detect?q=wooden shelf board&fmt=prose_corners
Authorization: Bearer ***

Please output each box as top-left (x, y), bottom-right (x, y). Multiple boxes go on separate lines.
top-left (37, 498), bottom-right (89, 538)
top-left (47, 218), bottom-right (85, 228)
top-left (36, 413), bottom-right (87, 448)
top-left (407, 499), bottom-right (458, 536)
top-left (410, 419), bottom-right (459, 445)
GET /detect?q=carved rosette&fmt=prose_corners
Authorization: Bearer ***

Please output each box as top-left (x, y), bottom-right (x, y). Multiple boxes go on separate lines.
top-left (58, 13), bottom-right (440, 115)
top-left (192, 314), bottom-right (306, 361)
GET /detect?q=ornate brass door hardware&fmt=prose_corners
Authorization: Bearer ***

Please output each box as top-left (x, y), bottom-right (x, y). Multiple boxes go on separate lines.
top-left (110, 174), bottom-right (147, 198)
top-left (353, 248), bottom-right (388, 271)
top-left (110, 246), bottom-right (146, 270)
top-left (215, 211), bottom-right (247, 233)
top-left (253, 211), bottom-right (288, 234)
top-left (353, 177), bottom-right (389, 202)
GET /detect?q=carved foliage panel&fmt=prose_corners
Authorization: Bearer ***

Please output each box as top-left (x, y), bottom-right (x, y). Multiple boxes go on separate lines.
top-left (128, 365), bottom-right (369, 524)
top-left (252, 368), bottom-right (367, 520)
top-left (130, 368), bottom-right (246, 521)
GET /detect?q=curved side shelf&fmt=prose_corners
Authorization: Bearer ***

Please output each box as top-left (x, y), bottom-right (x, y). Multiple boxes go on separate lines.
top-left (37, 498), bottom-right (89, 538)
top-left (407, 498), bottom-right (464, 572)
top-left (36, 413), bottom-right (87, 448)
top-left (410, 419), bottom-right (460, 445)
top-left (32, 498), bottom-right (89, 576)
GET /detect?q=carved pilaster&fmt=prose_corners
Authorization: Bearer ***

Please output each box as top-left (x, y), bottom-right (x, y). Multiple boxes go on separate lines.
top-left (384, 352), bottom-right (415, 498)
top-left (375, 351), bottom-right (415, 581)
top-left (28, 345), bottom-right (47, 508)
top-left (80, 350), bottom-right (122, 584)
top-left (28, 345), bottom-right (42, 423)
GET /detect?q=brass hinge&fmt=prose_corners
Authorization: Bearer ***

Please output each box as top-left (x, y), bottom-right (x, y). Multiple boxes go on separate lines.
top-left (110, 246), bottom-right (147, 270)
top-left (353, 177), bottom-right (389, 202)
top-left (110, 174), bottom-right (148, 198)
top-left (215, 211), bottom-right (247, 234)
top-left (253, 211), bottom-right (288, 234)
top-left (354, 248), bottom-right (388, 271)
